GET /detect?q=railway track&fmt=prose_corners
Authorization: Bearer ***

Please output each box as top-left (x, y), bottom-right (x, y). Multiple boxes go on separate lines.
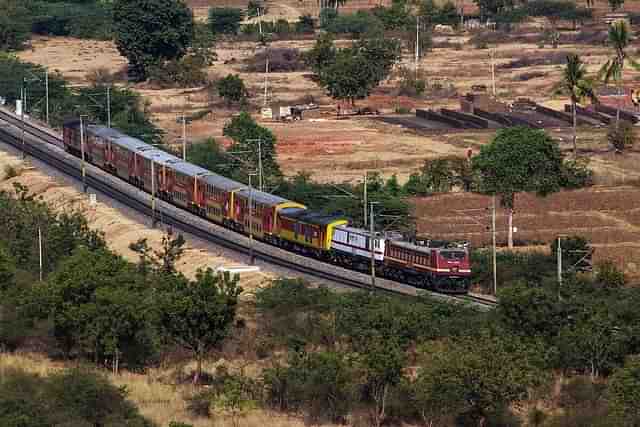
top-left (0, 109), bottom-right (497, 310)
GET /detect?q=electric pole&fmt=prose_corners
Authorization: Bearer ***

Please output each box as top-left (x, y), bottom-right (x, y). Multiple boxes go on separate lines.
top-left (492, 195), bottom-right (497, 295)
top-left (557, 236), bottom-right (563, 300)
top-left (264, 56), bottom-right (269, 106)
top-left (151, 158), bottom-right (157, 228)
top-left (369, 202), bottom-right (377, 293)
top-left (182, 114), bottom-right (187, 160)
top-left (363, 171), bottom-right (368, 227)
top-left (248, 172), bottom-right (256, 265)
top-left (106, 85), bottom-right (111, 128)
top-left (21, 79), bottom-right (26, 159)
top-left (45, 70), bottom-right (49, 126)
top-left (415, 15), bottom-right (420, 76)
top-left (38, 226), bottom-right (43, 282)
top-left (490, 48), bottom-right (497, 97)
top-left (79, 114), bottom-right (88, 193)
top-left (258, 139), bottom-right (263, 192)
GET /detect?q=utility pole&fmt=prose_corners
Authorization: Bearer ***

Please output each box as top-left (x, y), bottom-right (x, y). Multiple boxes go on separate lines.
top-left (492, 195), bottom-right (497, 295)
top-left (264, 56), bottom-right (269, 106)
top-left (151, 158), bottom-right (157, 228)
top-left (415, 15), bottom-right (420, 76)
top-left (38, 226), bottom-right (43, 282)
top-left (248, 173), bottom-right (256, 265)
top-left (258, 139), bottom-right (263, 192)
top-left (21, 79), bottom-right (26, 159)
top-left (106, 85), bottom-right (111, 128)
top-left (490, 48), bottom-right (497, 97)
top-left (182, 114), bottom-right (187, 160)
top-left (557, 236), bottom-right (563, 300)
top-left (45, 70), bottom-right (49, 126)
top-left (369, 202), bottom-right (377, 293)
top-left (363, 171), bottom-right (368, 227)
top-left (79, 115), bottom-right (88, 193)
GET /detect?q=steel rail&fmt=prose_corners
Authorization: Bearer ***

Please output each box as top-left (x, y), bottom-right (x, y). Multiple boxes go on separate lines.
top-left (0, 109), bottom-right (497, 309)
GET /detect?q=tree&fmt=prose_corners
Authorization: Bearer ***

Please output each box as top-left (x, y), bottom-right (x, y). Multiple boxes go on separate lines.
top-left (607, 119), bottom-right (636, 153)
top-left (216, 74), bottom-right (248, 107)
top-left (209, 7), bottom-right (244, 35)
top-left (295, 14), bottom-right (315, 33)
top-left (473, 0), bottom-right (515, 18)
top-left (599, 21), bottom-right (640, 127)
top-left (223, 112), bottom-right (282, 184)
top-left (158, 269), bottom-right (242, 384)
top-left (306, 33), bottom-right (337, 73)
top-left (562, 54), bottom-right (597, 158)
top-left (416, 332), bottom-right (549, 424)
top-left (0, 0), bottom-right (32, 51)
top-left (317, 38), bottom-right (400, 107)
top-left (608, 356), bottom-right (640, 426)
top-left (608, 0), bottom-right (624, 12)
top-left (129, 233), bottom-right (186, 276)
top-left (472, 127), bottom-right (565, 248)
top-left (113, 0), bottom-right (194, 80)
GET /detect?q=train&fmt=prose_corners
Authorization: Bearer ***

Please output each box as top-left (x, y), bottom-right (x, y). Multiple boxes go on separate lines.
top-left (62, 119), bottom-right (471, 293)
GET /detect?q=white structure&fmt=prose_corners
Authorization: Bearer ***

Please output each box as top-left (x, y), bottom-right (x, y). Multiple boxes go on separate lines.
top-left (331, 225), bottom-right (385, 262)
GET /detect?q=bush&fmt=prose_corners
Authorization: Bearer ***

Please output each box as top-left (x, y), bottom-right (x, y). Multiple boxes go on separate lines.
top-left (0, 0), bottom-right (32, 50)
top-left (216, 74), bottom-right (248, 106)
top-left (397, 68), bottom-right (426, 97)
top-left (596, 260), bottom-right (626, 288)
top-left (245, 48), bottom-right (305, 73)
top-left (146, 55), bottom-right (209, 88)
top-left (296, 14), bottom-right (315, 33)
top-left (30, 1), bottom-right (113, 40)
top-left (209, 7), bottom-right (243, 35)
top-left (325, 11), bottom-right (384, 38)
top-left (247, 0), bottom-right (266, 18)
top-left (319, 8), bottom-right (338, 28)
top-left (607, 120), bottom-right (636, 153)
top-left (498, 51), bottom-right (568, 69)
top-left (562, 158), bottom-right (593, 188)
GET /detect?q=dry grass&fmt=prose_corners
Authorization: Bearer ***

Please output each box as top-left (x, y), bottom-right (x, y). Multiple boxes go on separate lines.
top-left (0, 352), bottom-right (317, 427)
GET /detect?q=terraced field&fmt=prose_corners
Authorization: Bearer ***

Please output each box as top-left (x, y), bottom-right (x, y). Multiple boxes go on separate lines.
top-left (414, 185), bottom-right (640, 279)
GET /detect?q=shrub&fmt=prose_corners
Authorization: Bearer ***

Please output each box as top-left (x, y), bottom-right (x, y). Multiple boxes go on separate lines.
top-left (607, 120), bottom-right (636, 153)
top-left (0, 0), bottom-right (32, 50)
top-left (319, 8), bottom-right (338, 28)
top-left (562, 158), bottom-right (593, 188)
top-left (209, 7), bottom-right (243, 35)
top-left (86, 67), bottom-right (118, 86)
top-left (216, 74), bottom-right (248, 106)
top-left (247, 0), bottom-right (266, 18)
top-left (30, 1), bottom-right (114, 40)
top-left (397, 68), bottom-right (426, 97)
top-left (596, 260), bottom-right (626, 288)
top-left (498, 51), bottom-right (568, 69)
top-left (516, 71), bottom-right (547, 81)
top-left (245, 48), bottom-right (305, 73)
top-left (147, 56), bottom-right (208, 88)
top-left (3, 164), bottom-right (18, 180)
top-left (295, 14), bottom-right (315, 33)
top-left (326, 11), bottom-right (384, 38)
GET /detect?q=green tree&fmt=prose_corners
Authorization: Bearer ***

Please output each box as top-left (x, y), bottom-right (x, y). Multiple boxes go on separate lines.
top-left (607, 119), bottom-right (636, 153)
top-left (158, 269), bottom-right (242, 384)
top-left (472, 127), bottom-right (565, 248)
top-left (608, 0), bottom-right (624, 12)
top-left (317, 38), bottom-right (400, 107)
top-left (608, 356), bottom-right (640, 426)
top-left (306, 33), bottom-right (337, 73)
top-left (209, 7), bottom-right (244, 35)
top-left (216, 74), bottom-right (248, 107)
top-left (562, 54), bottom-right (597, 158)
top-left (129, 233), bottom-right (186, 276)
top-left (473, 0), bottom-right (515, 18)
top-left (599, 21), bottom-right (640, 127)
top-left (113, 0), bottom-right (194, 80)
top-left (0, 0), bottom-right (32, 51)
top-left (417, 331), bottom-right (549, 423)
top-left (223, 112), bottom-right (282, 184)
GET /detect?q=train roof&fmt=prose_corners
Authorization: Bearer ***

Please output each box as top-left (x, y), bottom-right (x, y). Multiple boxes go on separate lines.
top-left (201, 173), bottom-right (245, 191)
top-left (87, 125), bottom-right (126, 141)
top-left (334, 225), bottom-right (383, 238)
top-left (237, 188), bottom-right (293, 206)
top-left (389, 240), bottom-right (466, 254)
top-left (171, 160), bottom-right (214, 177)
top-left (279, 207), bottom-right (346, 226)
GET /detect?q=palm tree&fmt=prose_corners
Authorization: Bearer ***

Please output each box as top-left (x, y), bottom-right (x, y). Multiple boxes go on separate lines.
top-left (563, 54), bottom-right (597, 158)
top-left (599, 21), bottom-right (640, 127)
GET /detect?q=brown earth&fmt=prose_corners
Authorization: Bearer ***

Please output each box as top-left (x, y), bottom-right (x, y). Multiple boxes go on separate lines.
top-left (413, 186), bottom-right (640, 280)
